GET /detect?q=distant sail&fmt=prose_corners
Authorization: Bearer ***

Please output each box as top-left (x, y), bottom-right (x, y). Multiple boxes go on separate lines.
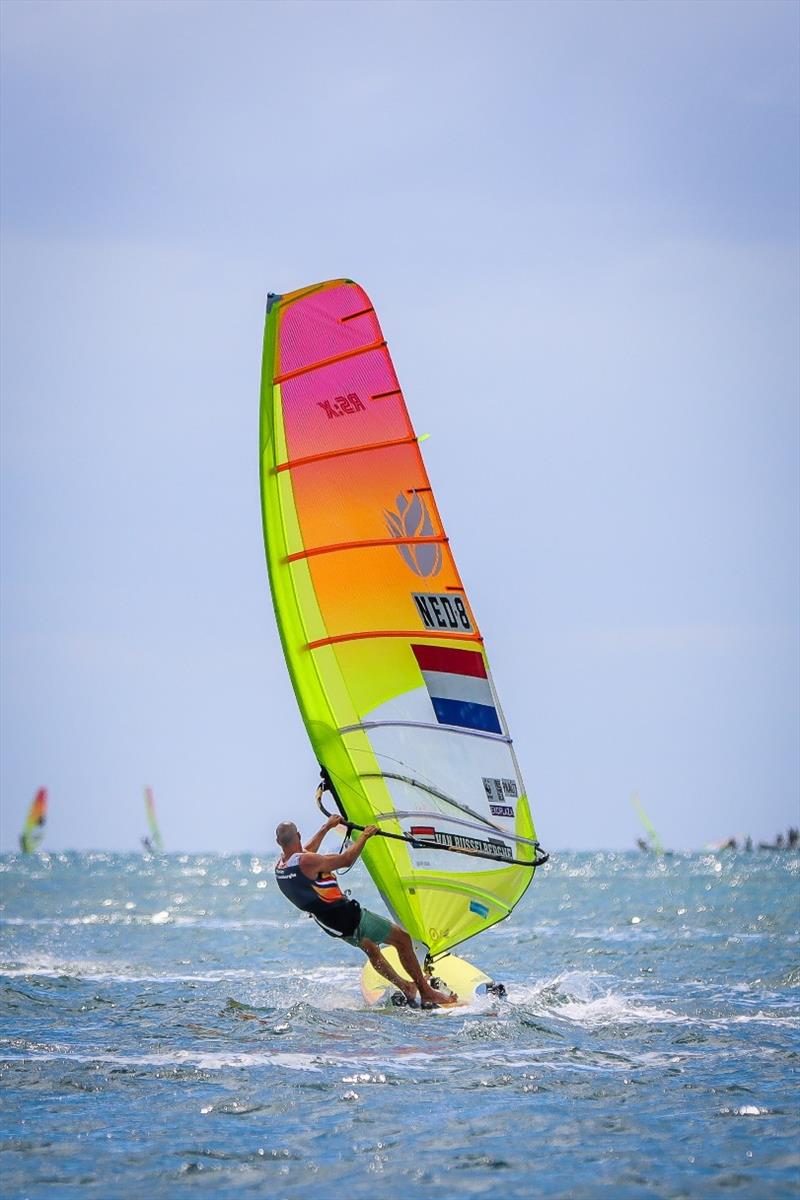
top-left (143, 787), bottom-right (164, 853)
top-left (20, 788), bottom-right (47, 853)
top-left (632, 794), bottom-right (664, 855)
top-left (259, 280), bottom-right (546, 960)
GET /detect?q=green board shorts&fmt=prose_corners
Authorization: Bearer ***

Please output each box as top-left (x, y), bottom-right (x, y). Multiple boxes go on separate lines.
top-left (344, 907), bottom-right (395, 948)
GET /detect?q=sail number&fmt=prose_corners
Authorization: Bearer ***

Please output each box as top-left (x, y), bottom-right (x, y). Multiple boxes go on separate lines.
top-left (317, 393), bottom-right (366, 419)
top-left (412, 592), bottom-right (473, 632)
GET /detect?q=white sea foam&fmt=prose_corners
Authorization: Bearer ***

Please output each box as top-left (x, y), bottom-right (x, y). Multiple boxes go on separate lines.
top-left (508, 971), bottom-right (800, 1031)
top-left (0, 1048), bottom-right (331, 1071)
top-left (0, 957), bottom-right (367, 994)
top-left (0, 1044), bottom-right (444, 1073)
top-left (0, 953), bottom-right (284, 984)
top-left (1, 968), bottom-right (259, 983)
top-left (0, 915), bottom-right (290, 929)
top-left (510, 970), bottom-right (685, 1025)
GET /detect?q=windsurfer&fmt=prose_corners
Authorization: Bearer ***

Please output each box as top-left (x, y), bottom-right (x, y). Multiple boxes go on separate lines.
top-left (274, 815), bottom-right (457, 1007)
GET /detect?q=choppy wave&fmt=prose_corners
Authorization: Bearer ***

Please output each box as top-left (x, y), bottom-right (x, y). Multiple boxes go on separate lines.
top-left (0, 914), bottom-right (291, 929)
top-left (1, 851), bottom-right (797, 1199)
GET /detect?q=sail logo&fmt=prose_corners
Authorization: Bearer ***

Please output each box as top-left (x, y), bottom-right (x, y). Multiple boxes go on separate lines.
top-left (411, 643), bottom-right (502, 735)
top-left (318, 393), bottom-right (366, 419)
top-left (483, 777), bottom-right (518, 817)
top-left (410, 825), bottom-right (512, 860)
top-left (383, 491), bottom-right (442, 577)
top-left (428, 926), bottom-right (451, 943)
top-left (412, 592), bottom-right (473, 632)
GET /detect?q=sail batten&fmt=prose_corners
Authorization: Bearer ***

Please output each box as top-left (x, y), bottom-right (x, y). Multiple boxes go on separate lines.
top-left (273, 337), bottom-right (387, 384)
top-left (286, 533), bottom-right (448, 563)
top-left (339, 719), bottom-right (512, 744)
top-left (307, 629), bottom-right (483, 651)
top-left (275, 432), bottom-right (417, 474)
top-left (260, 279), bottom-right (544, 957)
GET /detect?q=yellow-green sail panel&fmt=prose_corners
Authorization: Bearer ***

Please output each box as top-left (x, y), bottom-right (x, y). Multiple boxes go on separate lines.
top-left (259, 280), bottom-right (543, 957)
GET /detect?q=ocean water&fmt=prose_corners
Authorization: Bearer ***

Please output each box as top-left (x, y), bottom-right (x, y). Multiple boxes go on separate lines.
top-left (1, 851), bottom-right (798, 1199)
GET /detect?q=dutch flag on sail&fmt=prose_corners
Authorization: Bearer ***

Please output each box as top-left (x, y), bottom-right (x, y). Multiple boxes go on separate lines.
top-left (411, 644), bottom-right (502, 735)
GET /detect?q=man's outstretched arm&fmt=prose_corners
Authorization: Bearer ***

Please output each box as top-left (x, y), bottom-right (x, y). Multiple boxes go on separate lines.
top-left (303, 814), bottom-right (344, 854)
top-left (300, 827), bottom-right (378, 877)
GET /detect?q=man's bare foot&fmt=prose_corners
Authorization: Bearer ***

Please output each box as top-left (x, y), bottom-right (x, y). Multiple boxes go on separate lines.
top-left (420, 984), bottom-right (458, 1006)
top-left (399, 980), bottom-right (419, 1005)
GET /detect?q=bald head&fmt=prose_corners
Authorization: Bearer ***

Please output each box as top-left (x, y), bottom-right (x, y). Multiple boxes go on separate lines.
top-left (276, 821), bottom-right (300, 851)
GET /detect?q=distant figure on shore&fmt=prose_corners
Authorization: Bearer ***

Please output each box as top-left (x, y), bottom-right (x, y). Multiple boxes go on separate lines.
top-left (758, 829), bottom-right (798, 851)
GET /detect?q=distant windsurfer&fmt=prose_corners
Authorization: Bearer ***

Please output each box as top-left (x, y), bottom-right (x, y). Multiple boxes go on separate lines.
top-left (274, 815), bottom-right (457, 1007)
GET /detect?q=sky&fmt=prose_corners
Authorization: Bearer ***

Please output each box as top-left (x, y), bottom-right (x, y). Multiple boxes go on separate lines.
top-left (1, 0), bottom-right (798, 853)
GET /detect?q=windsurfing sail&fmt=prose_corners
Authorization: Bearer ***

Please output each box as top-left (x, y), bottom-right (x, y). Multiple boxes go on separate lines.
top-left (20, 787), bottom-right (47, 853)
top-left (143, 787), bottom-right (164, 853)
top-left (632, 794), bottom-right (665, 855)
top-left (259, 279), bottom-right (546, 960)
